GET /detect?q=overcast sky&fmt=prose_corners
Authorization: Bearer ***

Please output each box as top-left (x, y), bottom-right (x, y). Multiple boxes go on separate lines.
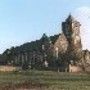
top-left (0, 0), bottom-right (90, 53)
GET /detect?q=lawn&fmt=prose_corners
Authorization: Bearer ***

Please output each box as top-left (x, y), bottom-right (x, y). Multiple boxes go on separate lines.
top-left (0, 70), bottom-right (90, 90)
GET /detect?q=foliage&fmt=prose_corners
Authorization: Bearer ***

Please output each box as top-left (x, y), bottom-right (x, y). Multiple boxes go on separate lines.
top-left (0, 33), bottom-right (60, 70)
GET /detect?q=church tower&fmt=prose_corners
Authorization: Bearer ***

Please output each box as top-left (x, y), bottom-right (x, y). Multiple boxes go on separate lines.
top-left (62, 14), bottom-right (82, 61)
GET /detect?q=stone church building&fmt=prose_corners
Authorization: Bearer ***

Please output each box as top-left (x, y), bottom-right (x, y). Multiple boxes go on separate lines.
top-left (53, 14), bottom-right (90, 72)
top-left (2, 14), bottom-right (90, 72)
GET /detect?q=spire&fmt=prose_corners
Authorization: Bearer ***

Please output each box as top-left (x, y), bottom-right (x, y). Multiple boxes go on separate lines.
top-left (66, 14), bottom-right (75, 22)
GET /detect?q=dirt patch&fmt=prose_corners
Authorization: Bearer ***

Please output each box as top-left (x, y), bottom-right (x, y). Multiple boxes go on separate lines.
top-left (0, 82), bottom-right (47, 90)
top-left (0, 66), bottom-right (21, 72)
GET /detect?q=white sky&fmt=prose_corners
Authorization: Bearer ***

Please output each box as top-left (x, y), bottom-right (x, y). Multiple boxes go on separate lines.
top-left (73, 7), bottom-right (90, 50)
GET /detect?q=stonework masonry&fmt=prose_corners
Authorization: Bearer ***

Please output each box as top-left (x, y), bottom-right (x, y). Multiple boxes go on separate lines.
top-left (54, 15), bottom-right (90, 72)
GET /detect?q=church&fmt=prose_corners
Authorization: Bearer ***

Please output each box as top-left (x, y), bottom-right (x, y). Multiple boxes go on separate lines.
top-left (53, 14), bottom-right (90, 72)
top-left (1, 15), bottom-right (90, 72)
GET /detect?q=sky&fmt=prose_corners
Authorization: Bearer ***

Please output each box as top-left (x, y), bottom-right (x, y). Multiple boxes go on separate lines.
top-left (73, 7), bottom-right (90, 51)
top-left (0, 0), bottom-right (90, 53)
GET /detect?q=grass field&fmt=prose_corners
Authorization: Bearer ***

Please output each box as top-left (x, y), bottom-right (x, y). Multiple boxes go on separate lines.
top-left (0, 70), bottom-right (90, 90)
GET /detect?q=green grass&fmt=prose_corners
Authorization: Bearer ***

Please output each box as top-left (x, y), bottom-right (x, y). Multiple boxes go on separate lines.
top-left (0, 70), bottom-right (90, 90)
